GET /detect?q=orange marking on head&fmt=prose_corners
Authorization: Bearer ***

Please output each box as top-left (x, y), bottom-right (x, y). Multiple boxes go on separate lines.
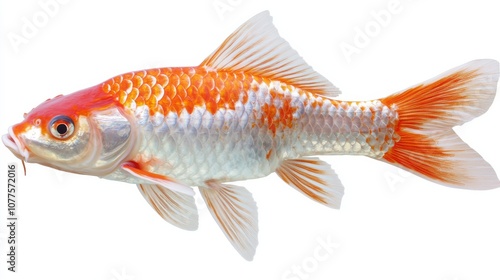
top-left (19, 84), bottom-right (120, 139)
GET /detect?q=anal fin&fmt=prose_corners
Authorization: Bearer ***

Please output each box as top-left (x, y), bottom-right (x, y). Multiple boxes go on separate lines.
top-left (199, 180), bottom-right (258, 261)
top-left (275, 157), bottom-right (344, 209)
top-left (138, 184), bottom-right (198, 231)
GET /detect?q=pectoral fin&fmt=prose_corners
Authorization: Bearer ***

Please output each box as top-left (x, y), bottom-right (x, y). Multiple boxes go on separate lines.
top-left (121, 162), bottom-right (194, 196)
top-left (199, 180), bottom-right (258, 261)
top-left (276, 157), bottom-right (344, 209)
top-left (138, 184), bottom-right (198, 231)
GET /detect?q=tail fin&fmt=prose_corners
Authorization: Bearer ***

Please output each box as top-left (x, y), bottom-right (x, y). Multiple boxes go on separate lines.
top-left (381, 59), bottom-right (500, 189)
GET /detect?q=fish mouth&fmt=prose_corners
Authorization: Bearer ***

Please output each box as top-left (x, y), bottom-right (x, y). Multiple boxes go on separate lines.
top-left (2, 126), bottom-right (30, 161)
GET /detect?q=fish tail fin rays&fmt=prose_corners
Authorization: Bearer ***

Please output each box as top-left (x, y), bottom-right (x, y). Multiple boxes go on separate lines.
top-left (276, 158), bottom-right (344, 209)
top-left (381, 59), bottom-right (500, 189)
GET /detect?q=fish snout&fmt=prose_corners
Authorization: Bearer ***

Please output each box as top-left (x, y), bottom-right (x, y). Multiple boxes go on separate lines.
top-left (2, 126), bottom-right (30, 161)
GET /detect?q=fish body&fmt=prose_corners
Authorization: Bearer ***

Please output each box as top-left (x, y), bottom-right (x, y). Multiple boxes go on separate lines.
top-left (2, 11), bottom-right (499, 260)
top-left (100, 66), bottom-right (398, 187)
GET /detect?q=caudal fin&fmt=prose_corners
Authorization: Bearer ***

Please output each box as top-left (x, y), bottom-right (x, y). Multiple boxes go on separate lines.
top-left (381, 59), bottom-right (500, 189)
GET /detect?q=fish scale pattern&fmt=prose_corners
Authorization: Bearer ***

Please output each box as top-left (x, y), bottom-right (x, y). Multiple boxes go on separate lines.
top-left (101, 67), bottom-right (400, 185)
top-left (295, 98), bottom-right (400, 158)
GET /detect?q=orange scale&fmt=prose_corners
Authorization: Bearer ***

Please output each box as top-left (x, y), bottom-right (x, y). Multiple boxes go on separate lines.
top-left (165, 84), bottom-right (177, 100)
top-left (196, 67), bottom-right (208, 75)
top-left (147, 68), bottom-right (160, 77)
top-left (280, 84), bottom-right (288, 92)
top-left (218, 71), bottom-right (228, 81)
top-left (241, 93), bottom-right (249, 104)
top-left (185, 67), bottom-right (196, 77)
top-left (242, 79), bottom-right (252, 92)
top-left (144, 75), bottom-right (157, 87)
top-left (156, 105), bottom-right (164, 116)
top-left (214, 92), bottom-right (221, 103)
top-left (200, 85), bottom-right (212, 100)
top-left (123, 98), bottom-right (136, 109)
top-left (235, 72), bottom-right (246, 81)
top-left (176, 85), bottom-right (187, 100)
top-left (180, 73), bottom-right (191, 88)
top-left (152, 84), bottom-right (164, 100)
top-left (129, 87), bottom-right (139, 101)
top-left (244, 74), bottom-right (253, 86)
top-left (219, 87), bottom-right (229, 103)
top-left (193, 93), bottom-right (205, 108)
top-left (122, 72), bottom-right (134, 80)
top-left (170, 74), bottom-right (180, 87)
top-left (172, 67), bottom-right (183, 75)
top-left (160, 67), bottom-right (172, 75)
top-left (139, 84), bottom-right (152, 101)
top-left (252, 76), bottom-right (262, 84)
top-left (111, 83), bottom-right (120, 93)
top-left (226, 101), bottom-right (235, 110)
top-left (158, 96), bottom-right (171, 114)
top-left (118, 90), bottom-right (127, 104)
top-left (205, 100), bottom-right (218, 115)
top-left (135, 70), bottom-right (147, 78)
top-left (136, 96), bottom-right (145, 107)
top-left (102, 83), bottom-right (111, 94)
top-left (183, 97), bottom-right (195, 114)
top-left (172, 95), bottom-right (184, 115)
top-left (250, 82), bottom-right (260, 92)
top-left (262, 77), bottom-right (272, 86)
top-left (186, 85), bottom-right (199, 98)
top-left (268, 104), bottom-right (278, 118)
top-left (203, 75), bottom-right (215, 91)
top-left (191, 74), bottom-right (203, 89)
top-left (132, 75), bottom-right (143, 88)
top-left (146, 95), bottom-right (158, 114)
top-left (120, 79), bottom-right (133, 93)
top-left (223, 79), bottom-right (234, 92)
top-left (113, 75), bottom-right (123, 84)
top-left (215, 76), bottom-right (224, 90)
top-left (157, 74), bottom-right (169, 88)
top-left (230, 83), bottom-right (242, 101)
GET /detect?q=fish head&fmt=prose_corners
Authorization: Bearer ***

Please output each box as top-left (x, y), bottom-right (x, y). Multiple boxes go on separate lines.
top-left (2, 85), bottom-right (138, 176)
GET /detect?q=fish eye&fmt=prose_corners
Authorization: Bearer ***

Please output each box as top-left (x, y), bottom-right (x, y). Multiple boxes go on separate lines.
top-left (49, 116), bottom-right (75, 139)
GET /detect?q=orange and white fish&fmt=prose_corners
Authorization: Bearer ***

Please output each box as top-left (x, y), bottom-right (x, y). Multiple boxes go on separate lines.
top-left (3, 11), bottom-right (499, 260)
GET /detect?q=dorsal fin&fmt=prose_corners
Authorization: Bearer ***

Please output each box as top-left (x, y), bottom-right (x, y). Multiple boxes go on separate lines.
top-left (200, 11), bottom-right (340, 97)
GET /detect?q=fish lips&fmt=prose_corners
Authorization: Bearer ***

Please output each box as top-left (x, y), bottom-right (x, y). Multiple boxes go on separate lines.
top-left (2, 126), bottom-right (30, 162)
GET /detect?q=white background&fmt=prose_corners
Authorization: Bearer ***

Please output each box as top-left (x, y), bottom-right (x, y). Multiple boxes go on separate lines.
top-left (1, 0), bottom-right (500, 279)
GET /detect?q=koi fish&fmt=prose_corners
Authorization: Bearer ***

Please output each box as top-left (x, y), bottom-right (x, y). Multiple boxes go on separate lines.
top-left (2, 11), bottom-right (499, 260)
